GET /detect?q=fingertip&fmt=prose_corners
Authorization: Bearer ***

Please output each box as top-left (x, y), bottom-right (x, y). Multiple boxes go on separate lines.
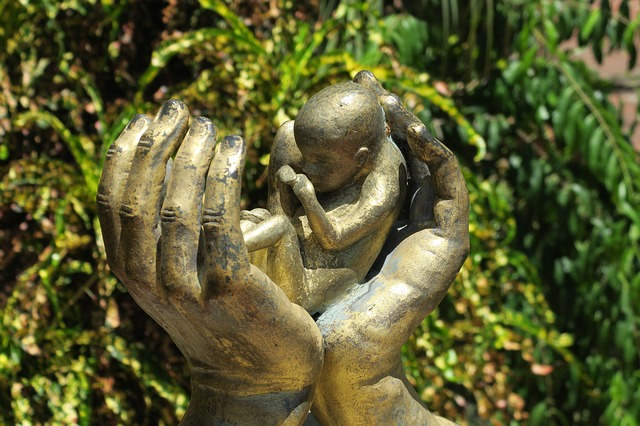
top-left (155, 99), bottom-right (189, 121)
top-left (208, 135), bottom-right (246, 185)
top-left (125, 114), bottom-right (151, 133)
top-left (192, 115), bottom-right (213, 126)
top-left (408, 122), bottom-right (425, 138)
top-left (221, 134), bottom-right (244, 149)
top-left (277, 165), bottom-right (296, 184)
top-left (353, 70), bottom-right (385, 96)
top-left (353, 70), bottom-right (375, 82)
top-left (109, 115), bottom-right (150, 157)
top-left (190, 116), bottom-right (217, 137)
top-left (217, 135), bottom-right (246, 161)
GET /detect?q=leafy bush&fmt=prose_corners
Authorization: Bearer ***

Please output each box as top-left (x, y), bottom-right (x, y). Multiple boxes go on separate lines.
top-left (1, 0), bottom-right (638, 424)
top-left (394, 1), bottom-right (640, 423)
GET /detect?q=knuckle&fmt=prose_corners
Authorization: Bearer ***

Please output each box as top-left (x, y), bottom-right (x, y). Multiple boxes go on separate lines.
top-left (96, 193), bottom-right (112, 210)
top-left (202, 208), bottom-right (227, 228)
top-left (137, 134), bottom-right (154, 150)
top-left (174, 151), bottom-right (198, 167)
top-left (160, 206), bottom-right (183, 223)
top-left (106, 145), bottom-right (121, 159)
top-left (119, 203), bottom-right (139, 221)
top-left (381, 93), bottom-right (402, 111)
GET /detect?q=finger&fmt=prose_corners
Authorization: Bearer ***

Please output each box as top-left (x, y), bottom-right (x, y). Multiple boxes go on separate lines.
top-left (353, 70), bottom-right (386, 97)
top-left (407, 123), bottom-right (453, 172)
top-left (160, 117), bottom-right (217, 296)
top-left (352, 71), bottom-right (424, 145)
top-left (277, 165), bottom-right (297, 185)
top-left (202, 135), bottom-right (250, 299)
top-left (97, 114), bottom-right (151, 271)
top-left (119, 100), bottom-right (190, 287)
top-left (292, 175), bottom-right (313, 198)
top-left (407, 123), bottom-right (469, 243)
top-left (379, 93), bottom-right (422, 143)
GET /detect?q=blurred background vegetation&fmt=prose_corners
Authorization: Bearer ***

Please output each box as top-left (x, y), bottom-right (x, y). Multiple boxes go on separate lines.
top-left (1, 0), bottom-right (639, 424)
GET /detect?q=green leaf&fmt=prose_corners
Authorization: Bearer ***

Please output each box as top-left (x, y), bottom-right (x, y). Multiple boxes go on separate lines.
top-left (619, 201), bottom-right (640, 226)
top-left (529, 401), bottom-right (549, 425)
top-left (563, 102), bottom-right (584, 150)
top-left (580, 9), bottom-right (602, 41)
top-left (198, 0), bottom-right (265, 55)
top-left (586, 126), bottom-right (605, 170)
top-left (137, 28), bottom-right (250, 100)
top-left (554, 86), bottom-right (574, 137)
top-left (604, 150), bottom-right (621, 191)
top-left (13, 111), bottom-right (100, 194)
top-left (544, 19), bottom-right (559, 50)
top-left (622, 16), bottom-right (640, 50)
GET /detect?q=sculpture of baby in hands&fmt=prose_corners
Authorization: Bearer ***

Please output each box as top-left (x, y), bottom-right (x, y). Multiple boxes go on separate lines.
top-left (242, 82), bottom-right (407, 313)
top-left (97, 70), bottom-right (469, 425)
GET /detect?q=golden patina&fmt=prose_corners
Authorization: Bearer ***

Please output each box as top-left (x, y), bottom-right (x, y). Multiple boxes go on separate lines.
top-left (97, 71), bottom-right (469, 425)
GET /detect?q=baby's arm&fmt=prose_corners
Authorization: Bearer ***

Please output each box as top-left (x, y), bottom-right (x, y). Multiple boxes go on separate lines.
top-left (278, 162), bottom-right (402, 252)
top-left (243, 121), bottom-right (303, 253)
top-left (242, 214), bottom-right (290, 252)
top-left (267, 121), bottom-right (303, 217)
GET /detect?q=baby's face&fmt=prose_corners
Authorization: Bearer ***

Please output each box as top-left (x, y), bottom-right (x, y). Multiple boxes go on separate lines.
top-left (297, 139), bottom-right (364, 193)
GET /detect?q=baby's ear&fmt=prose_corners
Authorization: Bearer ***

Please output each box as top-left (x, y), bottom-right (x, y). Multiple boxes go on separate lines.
top-left (355, 147), bottom-right (369, 166)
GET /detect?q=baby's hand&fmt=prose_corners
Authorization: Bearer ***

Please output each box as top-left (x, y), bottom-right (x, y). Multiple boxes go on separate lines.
top-left (277, 165), bottom-right (298, 185)
top-left (277, 165), bottom-right (315, 203)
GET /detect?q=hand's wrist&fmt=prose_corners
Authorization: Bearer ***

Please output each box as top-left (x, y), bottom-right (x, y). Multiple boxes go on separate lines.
top-left (181, 382), bottom-right (314, 425)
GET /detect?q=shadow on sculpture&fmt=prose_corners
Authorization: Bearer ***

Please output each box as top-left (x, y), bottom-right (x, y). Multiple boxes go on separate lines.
top-left (97, 71), bottom-right (469, 425)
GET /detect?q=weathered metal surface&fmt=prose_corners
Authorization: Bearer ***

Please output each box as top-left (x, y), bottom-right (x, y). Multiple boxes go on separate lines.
top-left (97, 71), bottom-right (469, 425)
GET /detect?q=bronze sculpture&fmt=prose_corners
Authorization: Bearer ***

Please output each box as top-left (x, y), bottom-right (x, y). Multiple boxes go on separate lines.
top-left (97, 71), bottom-right (469, 425)
top-left (243, 81), bottom-right (407, 313)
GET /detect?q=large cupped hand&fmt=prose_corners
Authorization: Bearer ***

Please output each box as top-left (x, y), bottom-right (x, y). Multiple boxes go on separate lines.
top-left (96, 101), bottom-right (323, 425)
top-left (309, 72), bottom-right (469, 425)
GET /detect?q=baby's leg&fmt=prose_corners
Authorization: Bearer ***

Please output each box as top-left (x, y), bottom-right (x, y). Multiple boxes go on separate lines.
top-left (243, 211), bottom-right (356, 313)
top-left (240, 212), bottom-right (311, 310)
top-left (304, 268), bottom-right (358, 314)
top-left (264, 219), bottom-right (309, 310)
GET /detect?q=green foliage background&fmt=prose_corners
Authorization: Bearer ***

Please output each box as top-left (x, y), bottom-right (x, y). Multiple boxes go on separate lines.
top-left (1, 0), bottom-right (639, 424)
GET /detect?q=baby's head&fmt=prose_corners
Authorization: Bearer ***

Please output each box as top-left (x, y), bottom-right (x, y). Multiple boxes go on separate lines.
top-left (294, 81), bottom-right (386, 193)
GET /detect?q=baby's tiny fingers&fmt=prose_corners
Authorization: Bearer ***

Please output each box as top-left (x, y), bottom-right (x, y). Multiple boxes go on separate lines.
top-left (277, 165), bottom-right (298, 185)
top-left (292, 175), bottom-right (314, 199)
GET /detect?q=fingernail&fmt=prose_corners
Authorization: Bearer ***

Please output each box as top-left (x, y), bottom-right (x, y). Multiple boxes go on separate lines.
top-left (155, 99), bottom-right (186, 121)
top-left (354, 70), bottom-right (374, 82)
top-left (221, 135), bottom-right (244, 151)
top-left (189, 116), bottom-right (216, 137)
top-left (409, 123), bottom-right (426, 137)
top-left (127, 114), bottom-right (150, 132)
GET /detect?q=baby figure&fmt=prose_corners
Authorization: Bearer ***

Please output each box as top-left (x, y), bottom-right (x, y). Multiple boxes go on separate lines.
top-left (242, 81), bottom-right (407, 313)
